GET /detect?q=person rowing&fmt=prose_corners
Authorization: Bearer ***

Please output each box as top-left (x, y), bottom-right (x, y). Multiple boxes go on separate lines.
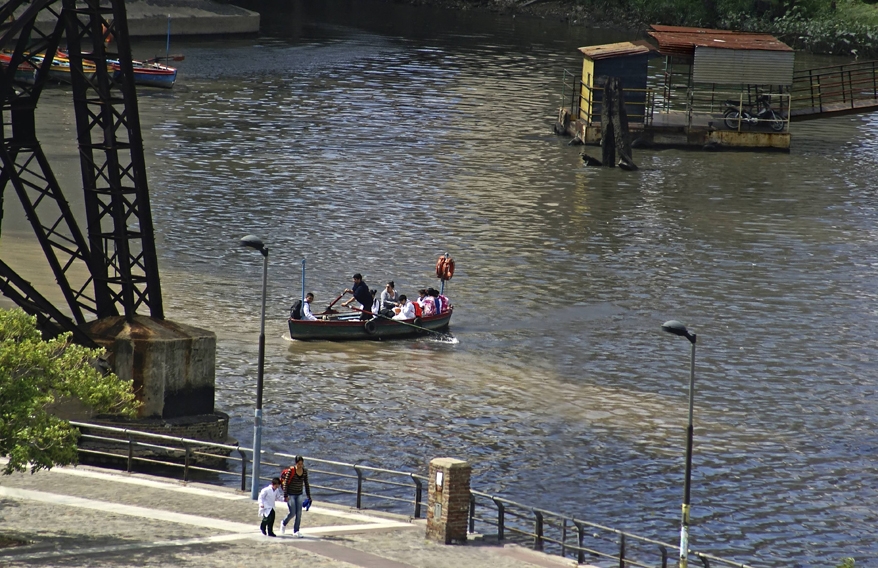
top-left (341, 273), bottom-right (373, 320)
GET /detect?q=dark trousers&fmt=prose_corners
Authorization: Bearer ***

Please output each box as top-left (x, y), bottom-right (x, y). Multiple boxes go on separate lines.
top-left (260, 509), bottom-right (276, 535)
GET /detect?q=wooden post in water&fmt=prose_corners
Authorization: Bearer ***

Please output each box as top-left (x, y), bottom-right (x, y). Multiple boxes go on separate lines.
top-left (600, 78), bottom-right (615, 167)
top-left (600, 77), bottom-right (637, 170)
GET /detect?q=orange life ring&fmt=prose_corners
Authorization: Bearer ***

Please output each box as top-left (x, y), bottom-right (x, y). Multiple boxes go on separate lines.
top-left (436, 255), bottom-right (455, 281)
top-left (435, 256), bottom-right (446, 279)
top-left (443, 257), bottom-right (455, 281)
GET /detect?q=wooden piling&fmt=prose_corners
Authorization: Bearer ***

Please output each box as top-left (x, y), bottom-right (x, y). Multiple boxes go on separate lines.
top-left (600, 77), bottom-right (637, 170)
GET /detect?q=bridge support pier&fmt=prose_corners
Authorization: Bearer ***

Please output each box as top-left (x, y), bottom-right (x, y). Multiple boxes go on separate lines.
top-left (72, 316), bottom-right (229, 444)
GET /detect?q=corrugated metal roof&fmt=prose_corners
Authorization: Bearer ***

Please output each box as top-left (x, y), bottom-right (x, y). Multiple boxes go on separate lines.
top-left (651, 25), bottom-right (739, 34)
top-left (648, 25), bottom-right (792, 56)
top-left (578, 42), bottom-right (651, 61)
top-left (693, 46), bottom-right (794, 85)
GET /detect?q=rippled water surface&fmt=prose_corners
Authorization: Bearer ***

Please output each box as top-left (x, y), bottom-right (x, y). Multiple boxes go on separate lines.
top-left (5, 1), bottom-right (878, 565)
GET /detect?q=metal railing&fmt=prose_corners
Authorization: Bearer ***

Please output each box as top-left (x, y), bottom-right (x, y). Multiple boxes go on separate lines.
top-left (561, 68), bottom-right (580, 118)
top-left (687, 89), bottom-right (791, 133)
top-left (469, 491), bottom-right (754, 568)
top-left (72, 421), bottom-right (754, 567)
top-left (560, 68), bottom-right (655, 126)
top-left (790, 59), bottom-right (878, 115)
top-left (71, 421), bottom-right (426, 518)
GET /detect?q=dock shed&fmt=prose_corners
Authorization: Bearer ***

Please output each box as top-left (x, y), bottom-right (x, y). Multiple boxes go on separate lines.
top-left (577, 41), bottom-right (651, 125)
top-left (558, 26), bottom-right (796, 151)
top-left (647, 25), bottom-right (794, 113)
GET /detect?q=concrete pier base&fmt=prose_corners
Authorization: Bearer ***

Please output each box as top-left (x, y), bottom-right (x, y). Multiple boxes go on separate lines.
top-left (84, 315), bottom-right (217, 419)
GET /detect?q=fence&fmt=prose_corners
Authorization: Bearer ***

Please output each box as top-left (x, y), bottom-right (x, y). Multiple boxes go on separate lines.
top-left (72, 421), bottom-right (427, 518)
top-left (560, 69), bottom-right (655, 126)
top-left (687, 89), bottom-right (790, 133)
top-left (72, 421), bottom-right (755, 567)
top-left (469, 491), bottom-right (753, 568)
top-left (791, 60), bottom-right (878, 115)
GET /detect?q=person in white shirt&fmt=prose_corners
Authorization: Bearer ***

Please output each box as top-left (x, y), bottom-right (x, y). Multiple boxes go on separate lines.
top-left (369, 289), bottom-right (380, 318)
top-left (258, 477), bottom-right (283, 536)
top-left (392, 295), bottom-right (416, 320)
top-left (302, 293), bottom-right (317, 321)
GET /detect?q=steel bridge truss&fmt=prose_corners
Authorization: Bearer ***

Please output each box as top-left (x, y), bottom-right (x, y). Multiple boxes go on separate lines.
top-left (0, 0), bottom-right (162, 344)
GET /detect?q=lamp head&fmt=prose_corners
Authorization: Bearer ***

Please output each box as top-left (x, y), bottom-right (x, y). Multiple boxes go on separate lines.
top-left (662, 320), bottom-right (696, 344)
top-left (240, 235), bottom-right (268, 257)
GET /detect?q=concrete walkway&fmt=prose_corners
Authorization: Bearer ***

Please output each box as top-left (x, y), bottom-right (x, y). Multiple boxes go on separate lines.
top-left (0, 462), bottom-right (591, 568)
top-left (23, 0), bottom-right (260, 38)
top-left (124, 0), bottom-right (259, 37)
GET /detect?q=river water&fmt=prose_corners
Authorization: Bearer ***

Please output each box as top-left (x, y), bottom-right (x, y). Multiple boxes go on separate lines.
top-left (2, 1), bottom-right (877, 565)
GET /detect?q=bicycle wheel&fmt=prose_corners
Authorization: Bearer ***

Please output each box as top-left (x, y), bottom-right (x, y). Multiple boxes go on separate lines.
top-left (723, 109), bottom-right (741, 130)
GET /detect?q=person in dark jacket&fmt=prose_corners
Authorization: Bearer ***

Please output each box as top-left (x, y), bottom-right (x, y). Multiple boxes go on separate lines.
top-left (341, 273), bottom-right (372, 320)
top-left (280, 455), bottom-right (312, 537)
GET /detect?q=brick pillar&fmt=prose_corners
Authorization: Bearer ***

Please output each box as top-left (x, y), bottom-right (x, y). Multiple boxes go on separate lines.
top-left (425, 457), bottom-right (471, 544)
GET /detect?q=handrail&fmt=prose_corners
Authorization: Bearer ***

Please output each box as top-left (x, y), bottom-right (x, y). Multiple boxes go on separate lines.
top-left (789, 60), bottom-right (878, 115)
top-left (71, 421), bottom-right (754, 568)
top-left (792, 58), bottom-right (878, 75)
top-left (71, 421), bottom-right (426, 518)
top-left (686, 89), bottom-right (791, 132)
top-left (576, 80), bottom-right (653, 125)
top-left (469, 490), bottom-right (753, 568)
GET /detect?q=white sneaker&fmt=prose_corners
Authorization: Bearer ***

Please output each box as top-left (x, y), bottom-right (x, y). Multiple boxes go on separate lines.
top-left (281, 523), bottom-right (286, 535)
top-left (295, 531), bottom-right (303, 538)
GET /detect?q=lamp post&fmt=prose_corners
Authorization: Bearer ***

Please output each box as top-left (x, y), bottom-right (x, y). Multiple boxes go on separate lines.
top-left (662, 320), bottom-right (696, 568)
top-left (240, 235), bottom-right (268, 500)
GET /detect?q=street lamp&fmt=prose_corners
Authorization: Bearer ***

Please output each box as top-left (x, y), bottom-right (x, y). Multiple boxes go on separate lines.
top-left (240, 235), bottom-right (268, 500)
top-left (662, 320), bottom-right (697, 568)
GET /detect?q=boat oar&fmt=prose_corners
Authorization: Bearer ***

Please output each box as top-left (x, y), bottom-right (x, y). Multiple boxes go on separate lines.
top-left (326, 293), bottom-right (345, 309)
top-left (347, 306), bottom-right (452, 340)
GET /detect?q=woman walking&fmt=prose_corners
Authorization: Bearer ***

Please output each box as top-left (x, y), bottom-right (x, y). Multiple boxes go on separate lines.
top-left (280, 456), bottom-right (312, 537)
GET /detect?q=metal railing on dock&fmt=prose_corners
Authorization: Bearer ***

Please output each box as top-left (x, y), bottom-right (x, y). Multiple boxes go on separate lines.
top-left (687, 89), bottom-right (790, 133)
top-left (560, 69), bottom-right (654, 126)
top-left (790, 60), bottom-right (878, 118)
top-left (72, 421), bottom-right (754, 567)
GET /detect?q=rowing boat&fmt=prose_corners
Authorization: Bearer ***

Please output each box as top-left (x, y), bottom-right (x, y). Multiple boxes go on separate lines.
top-left (288, 308), bottom-right (453, 341)
top-left (284, 252), bottom-right (456, 341)
top-left (110, 58), bottom-right (177, 89)
top-left (0, 51), bottom-right (177, 89)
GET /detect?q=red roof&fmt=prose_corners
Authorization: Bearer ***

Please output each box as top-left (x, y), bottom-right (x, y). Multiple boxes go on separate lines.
top-left (648, 25), bottom-right (792, 56)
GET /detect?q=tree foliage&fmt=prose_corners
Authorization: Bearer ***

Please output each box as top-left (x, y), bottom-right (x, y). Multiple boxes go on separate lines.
top-left (0, 308), bottom-right (139, 475)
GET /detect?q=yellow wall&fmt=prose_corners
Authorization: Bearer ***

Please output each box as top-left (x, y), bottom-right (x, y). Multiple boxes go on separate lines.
top-left (580, 58), bottom-right (594, 121)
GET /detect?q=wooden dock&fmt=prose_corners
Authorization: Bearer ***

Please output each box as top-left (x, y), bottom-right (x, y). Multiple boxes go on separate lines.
top-left (563, 108), bottom-right (791, 151)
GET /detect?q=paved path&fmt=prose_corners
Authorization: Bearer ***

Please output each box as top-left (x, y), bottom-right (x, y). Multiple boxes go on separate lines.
top-left (0, 462), bottom-right (591, 567)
